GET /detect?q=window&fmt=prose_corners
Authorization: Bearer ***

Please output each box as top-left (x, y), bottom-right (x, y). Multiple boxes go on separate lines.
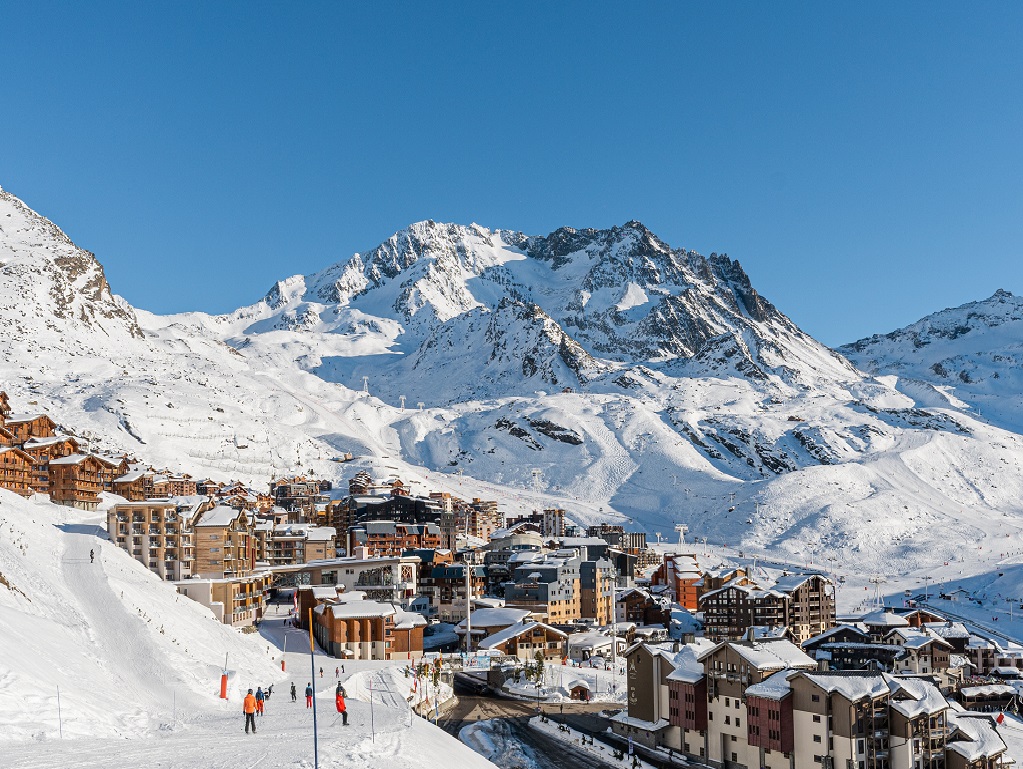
top-left (813, 715), bottom-right (822, 723)
top-left (725, 716), bottom-right (730, 725)
top-left (811, 694), bottom-right (821, 702)
top-left (814, 735), bottom-right (822, 743)
top-left (735, 701), bottom-right (740, 709)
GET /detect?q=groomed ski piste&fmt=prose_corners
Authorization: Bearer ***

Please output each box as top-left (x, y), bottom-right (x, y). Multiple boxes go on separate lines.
top-left (0, 489), bottom-right (496, 769)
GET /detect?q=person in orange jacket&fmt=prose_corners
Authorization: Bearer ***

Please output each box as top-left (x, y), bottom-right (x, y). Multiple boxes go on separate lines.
top-left (335, 687), bottom-right (348, 726)
top-left (243, 689), bottom-right (257, 734)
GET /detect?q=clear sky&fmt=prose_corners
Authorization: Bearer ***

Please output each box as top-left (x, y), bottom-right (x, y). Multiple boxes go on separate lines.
top-left (1, 3), bottom-right (1021, 346)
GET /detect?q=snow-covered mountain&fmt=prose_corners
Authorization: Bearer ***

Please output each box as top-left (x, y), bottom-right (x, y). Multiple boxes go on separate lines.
top-left (841, 289), bottom-right (1023, 433)
top-left (4, 184), bottom-right (1023, 579)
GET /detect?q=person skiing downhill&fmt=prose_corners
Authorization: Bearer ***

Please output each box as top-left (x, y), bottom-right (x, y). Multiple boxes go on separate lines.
top-left (243, 689), bottom-right (257, 734)
top-left (90, 549), bottom-right (95, 563)
top-left (305, 683), bottom-right (313, 708)
top-left (255, 686), bottom-right (265, 716)
top-left (291, 682), bottom-right (297, 702)
top-left (319, 666), bottom-right (323, 678)
top-left (335, 666), bottom-right (339, 679)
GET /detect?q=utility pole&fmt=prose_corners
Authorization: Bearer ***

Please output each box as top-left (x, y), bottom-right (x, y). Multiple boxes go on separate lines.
top-left (417, 401), bottom-right (424, 411)
top-left (362, 376), bottom-right (369, 396)
top-left (308, 608), bottom-right (319, 769)
top-left (674, 524), bottom-right (689, 549)
top-left (399, 395), bottom-right (406, 412)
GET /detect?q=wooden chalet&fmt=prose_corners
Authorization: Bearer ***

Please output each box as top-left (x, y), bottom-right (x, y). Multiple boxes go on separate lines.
top-left (0, 446), bottom-right (35, 496)
top-left (0, 424), bottom-right (15, 447)
top-left (0, 390), bottom-right (11, 422)
top-left (112, 469), bottom-right (155, 501)
top-left (22, 435), bottom-right (80, 494)
top-left (4, 413), bottom-right (58, 444)
top-left (49, 453), bottom-right (106, 510)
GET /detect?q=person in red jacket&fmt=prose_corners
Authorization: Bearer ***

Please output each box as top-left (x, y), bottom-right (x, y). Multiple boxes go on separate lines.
top-left (335, 687), bottom-right (348, 726)
top-left (243, 689), bottom-right (257, 734)
top-left (305, 683), bottom-right (314, 708)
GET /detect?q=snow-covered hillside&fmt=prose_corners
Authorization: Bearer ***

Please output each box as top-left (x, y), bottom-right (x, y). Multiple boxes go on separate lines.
top-left (3, 184), bottom-right (1023, 579)
top-left (0, 489), bottom-right (281, 741)
top-left (841, 290), bottom-right (1023, 433)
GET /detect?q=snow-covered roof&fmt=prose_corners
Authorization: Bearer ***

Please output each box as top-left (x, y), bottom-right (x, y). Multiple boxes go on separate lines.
top-left (5, 413), bottom-right (48, 424)
top-left (393, 610), bottom-right (428, 630)
top-left (567, 632), bottom-right (615, 651)
top-left (701, 639), bottom-right (815, 671)
top-left (924, 621), bottom-right (971, 639)
top-left (194, 505), bottom-right (243, 527)
top-left (947, 713), bottom-right (1007, 761)
top-left (23, 435), bottom-right (75, 448)
top-left (113, 469), bottom-right (148, 483)
top-left (664, 645), bottom-right (706, 684)
top-left (804, 624), bottom-right (869, 646)
top-left (609, 713), bottom-right (670, 732)
top-left (478, 621), bottom-right (565, 650)
top-left (326, 599), bottom-right (397, 619)
top-left (861, 609), bottom-right (911, 627)
top-left (802, 673), bottom-right (890, 702)
top-left (960, 684), bottom-right (1016, 698)
top-left (888, 677), bottom-right (949, 718)
top-left (745, 669), bottom-right (796, 700)
top-left (310, 586), bottom-right (339, 600)
top-left (456, 607), bottom-right (531, 631)
top-left (49, 453), bottom-right (94, 466)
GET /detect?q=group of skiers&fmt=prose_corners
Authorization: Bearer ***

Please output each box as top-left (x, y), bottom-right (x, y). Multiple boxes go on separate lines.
top-left (247, 681), bottom-right (346, 731)
top-left (241, 686), bottom-right (272, 733)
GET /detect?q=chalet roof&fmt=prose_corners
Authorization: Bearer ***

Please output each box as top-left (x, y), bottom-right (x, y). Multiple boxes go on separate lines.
top-left (49, 453), bottom-right (98, 466)
top-left (744, 669), bottom-right (796, 700)
top-left (393, 610), bottom-right (428, 630)
top-left (802, 672), bottom-right (890, 701)
top-left (479, 621), bottom-right (566, 650)
top-left (700, 639), bottom-right (816, 671)
top-left (861, 609), bottom-right (911, 627)
top-left (23, 435), bottom-right (77, 448)
top-left (567, 632), bottom-right (616, 651)
top-left (194, 506), bottom-right (244, 527)
top-left (324, 599), bottom-right (396, 620)
top-left (886, 627), bottom-right (953, 650)
top-left (946, 712), bottom-right (1007, 761)
top-left (771, 574), bottom-right (820, 593)
top-left (888, 677), bottom-right (949, 718)
top-left (0, 446), bottom-right (33, 461)
top-left (114, 470), bottom-right (149, 483)
top-left (5, 413), bottom-right (52, 424)
top-left (664, 645), bottom-right (706, 684)
top-left (803, 624), bottom-right (869, 647)
top-left (924, 621), bottom-right (971, 640)
top-left (455, 607), bottom-right (531, 631)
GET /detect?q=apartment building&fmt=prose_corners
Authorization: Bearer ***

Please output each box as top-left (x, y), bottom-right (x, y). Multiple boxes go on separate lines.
top-left (176, 572), bottom-right (270, 628)
top-left (22, 435), bottom-right (79, 493)
top-left (192, 505), bottom-right (255, 578)
top-left (307, 590), bottom-right (427, 661)
top-left (347, 520), bottom-right (441, 557)
top-left (504, 552), bottom-right (582, 624)
top-left (107, 497), bottom-right (210, 581)
top-left (268, 524), bottom-right (337, 565)
top-left (701, 573), bottom-right (836, 643)
top-left (49, 453), bottom-right (106, 510)
top-left (416, 561), bottom-right (487, 622)
top-left (614, 633), bottom-right (1009, 769)
top-left (0, 446), bottom-right (34, 496)
top-left (274, 555), bottom-right (420, 609)
top-left (579, 557), bottom-right (616, 626)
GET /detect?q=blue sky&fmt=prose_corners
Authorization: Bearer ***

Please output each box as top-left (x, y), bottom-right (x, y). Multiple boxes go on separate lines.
top-left (1, 3), bottom-right (1020, 345)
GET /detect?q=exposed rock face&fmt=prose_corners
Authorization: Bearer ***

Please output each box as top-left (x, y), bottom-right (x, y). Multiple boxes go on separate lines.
top-left (0, 186), bottom-right (143, 346)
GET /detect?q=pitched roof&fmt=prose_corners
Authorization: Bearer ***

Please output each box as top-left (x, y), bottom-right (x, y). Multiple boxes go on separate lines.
top-left (479, 621), bottom-right (566, 650)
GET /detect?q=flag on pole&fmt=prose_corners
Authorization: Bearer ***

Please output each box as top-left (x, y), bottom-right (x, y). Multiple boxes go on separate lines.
top-left (997, 712), bottom-right (1006, 725)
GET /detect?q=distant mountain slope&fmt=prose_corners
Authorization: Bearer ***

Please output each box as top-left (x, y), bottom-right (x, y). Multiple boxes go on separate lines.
top-left (841, 290), bottom-right (1023, 432)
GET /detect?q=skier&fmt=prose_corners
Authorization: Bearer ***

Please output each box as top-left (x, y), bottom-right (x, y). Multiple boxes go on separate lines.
top-left (336, 686), bottom-right (348, 726)
top-left (255, 686), bottom-right (265, 716)
top-left (336, 681), bottom-right (346, 696)
top-left (305, 682), bottom-right (314, 708)
top-left (341, 664), bottom-right (345, 674)
top-left (243, 689), bottom-right (257, 734)
top-left (319, 666), bottom-right (324, 679)
top-left (266, 684), bottom-right (274, 700)
top-left (90, 549), bottom-right (95, 564)
top-left (291, 682), bottom-right (297, 703)
top-left (335, 666), bottom-right (339, 679)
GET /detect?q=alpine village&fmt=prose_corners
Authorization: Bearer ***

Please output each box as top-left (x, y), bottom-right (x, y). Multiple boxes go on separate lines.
top-left (1, 386), bottom-right (1015, 769)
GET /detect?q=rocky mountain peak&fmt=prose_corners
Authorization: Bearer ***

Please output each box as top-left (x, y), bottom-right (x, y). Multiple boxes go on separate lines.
top-left (0, 187), bottom-right (143, 342)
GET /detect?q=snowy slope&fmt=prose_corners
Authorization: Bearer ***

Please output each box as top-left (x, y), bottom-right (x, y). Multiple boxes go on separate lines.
top-left (3, 184), bottom-right (1023, 583)
top-left (841, 290), bottom-right (1023, 433)
top-left (0, 489), bottom-right (281, 742)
